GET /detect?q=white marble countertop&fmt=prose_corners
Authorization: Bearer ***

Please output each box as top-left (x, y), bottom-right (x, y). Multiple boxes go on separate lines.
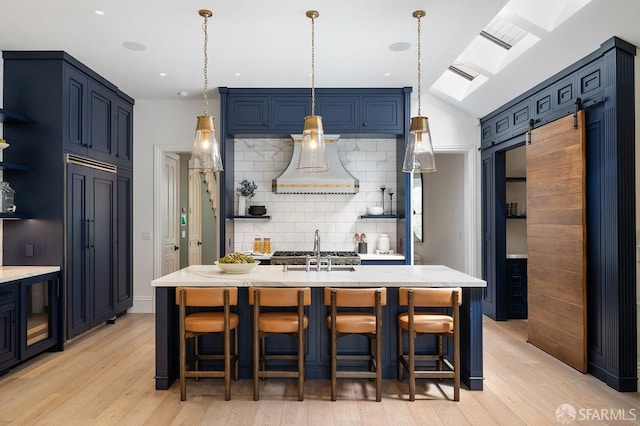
top-left (151, 264), bottom-right (486, 288)
top-left (0, 266), bottom-right (61, 284)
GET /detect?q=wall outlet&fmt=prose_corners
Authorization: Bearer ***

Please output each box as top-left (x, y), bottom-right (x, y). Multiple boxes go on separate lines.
top-left (142, 232), bottom-right (151, 240)
top-left (26, 244), bottom-right (34, 257)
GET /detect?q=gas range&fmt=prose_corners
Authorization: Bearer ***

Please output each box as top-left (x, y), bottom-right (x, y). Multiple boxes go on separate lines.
top-left (270, 250), bottom-right (361, 266)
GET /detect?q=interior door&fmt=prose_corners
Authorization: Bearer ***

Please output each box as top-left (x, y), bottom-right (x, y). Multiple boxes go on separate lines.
top-left (161, 153), bottom-right (180, 275)
top-left (526, 111), bottom-right (587, 372)
top-left (188, 170), bottom-right (202, 265)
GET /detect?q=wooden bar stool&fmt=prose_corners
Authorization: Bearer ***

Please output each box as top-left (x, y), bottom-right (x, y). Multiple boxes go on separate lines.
top-left (324, 287), bottom-right (387, 402)
top-left (249, 287), bottom-right (311, 401)
top-left (397, 287), bottom-right (461, 401)
top-left (176, 287), bottom-right (239, 401)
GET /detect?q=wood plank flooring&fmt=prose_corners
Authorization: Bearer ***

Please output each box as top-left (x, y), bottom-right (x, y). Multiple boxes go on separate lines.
top-left (0, 314), bottom-right (637, 425)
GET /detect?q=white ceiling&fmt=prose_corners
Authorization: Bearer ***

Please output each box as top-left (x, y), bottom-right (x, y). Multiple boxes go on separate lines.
top-left (0, 0), bottom-right (639, 118)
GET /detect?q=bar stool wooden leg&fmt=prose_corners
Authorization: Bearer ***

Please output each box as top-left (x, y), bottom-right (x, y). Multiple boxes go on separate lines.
top-left (330, 290), bottom-right (337, 401)
top-left (179, 294), bottom-right (187, 401)
top-left (375, 290), bottom-right (382, 402)
top-left (408, 293), bottom-right (416, 402)
top-left (398, 321), bottom-right (404, 381)
top-left (253, 291), bottom-right (260, 401)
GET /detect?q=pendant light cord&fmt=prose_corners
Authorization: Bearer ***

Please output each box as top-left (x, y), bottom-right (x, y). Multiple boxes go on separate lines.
top-left (202, 14), bottom-right (209, 116)
top-left (310, 14), bottom-right (316, 115)
top-left (416, 13), bottom-right (422, 116)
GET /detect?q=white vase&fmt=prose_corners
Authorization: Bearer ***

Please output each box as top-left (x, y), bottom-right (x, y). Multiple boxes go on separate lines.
top-left (238, 195), bottom-right (247, 216)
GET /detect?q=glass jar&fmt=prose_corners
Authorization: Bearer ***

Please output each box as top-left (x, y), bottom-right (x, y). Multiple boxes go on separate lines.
top-left (253, 237), bottom-right (263, 253)
top-left (263, 238), bottom-right (271, 254)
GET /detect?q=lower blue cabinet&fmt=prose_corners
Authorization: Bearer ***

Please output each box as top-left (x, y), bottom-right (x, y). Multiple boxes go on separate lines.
top-left (0, 272), bottom-right (61, 375)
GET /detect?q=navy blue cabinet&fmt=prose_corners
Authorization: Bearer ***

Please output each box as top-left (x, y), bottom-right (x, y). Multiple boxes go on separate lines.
top-left (225, 89), bottom-right (404, 135)
top-left (67, 162), bottom-right (117, 338)
top-left (0, 272), bottom-right (61, 375)
top-left (115, 97), bottom-right (133, 168)
top-left (0, 283), bottom-right (18, 373)
top-left (116, 169), bottom-right (133, 313)
top-left (20, 273), bottom-right (60, 360)
top-left (227, 96), bottom-right (270, 132)
top-left (506, 259), bottom-right (527, 319)
top-left (2, 51), bottom-right (134, 341)
top-left (317, 94), bottom-right (403, 134)
top-left (63, 63), bottom-right (89, 154)
top-left (316, 95), bottom-right (360, 132)
top-left (271, 96), bottom-right (311, 131)
top-left (62, 64), bottom-right (117, 163)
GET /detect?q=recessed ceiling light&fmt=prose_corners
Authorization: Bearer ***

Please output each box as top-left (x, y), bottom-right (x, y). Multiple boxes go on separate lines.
top-left (122, 41), bottom-right (147, 51)
top-left (234, 73), bottom-right (241, 77)
top-left (389, 42), bottom-right (411, 52)
top-left (384, 72), bottom-right (391, 77)
top-left (159, 72), bottom-right (167, 77)
top-left (94, 10), bottom-right (105, 16)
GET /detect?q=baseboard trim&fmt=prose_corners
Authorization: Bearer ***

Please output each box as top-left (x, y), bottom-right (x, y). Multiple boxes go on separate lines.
top-left (130, 296), bottom-right (153, 313)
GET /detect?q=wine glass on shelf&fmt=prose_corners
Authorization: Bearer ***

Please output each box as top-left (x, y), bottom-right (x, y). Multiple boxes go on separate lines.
top-left (388, 191), bottom-right (394, 216)
top-left (380, 186), bottom-right (386, 214)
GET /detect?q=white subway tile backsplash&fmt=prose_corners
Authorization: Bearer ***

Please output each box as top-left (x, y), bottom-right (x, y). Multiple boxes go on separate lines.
top-left (233, 136), bottom-right (398, 253)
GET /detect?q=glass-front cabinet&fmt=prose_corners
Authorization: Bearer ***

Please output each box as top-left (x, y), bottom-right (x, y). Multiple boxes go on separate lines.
top-left (20, 273), bottom-right (60, 360)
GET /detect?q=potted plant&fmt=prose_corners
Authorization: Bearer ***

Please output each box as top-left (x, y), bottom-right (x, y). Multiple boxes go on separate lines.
top-left (236, 179), bottom-right (257, 215)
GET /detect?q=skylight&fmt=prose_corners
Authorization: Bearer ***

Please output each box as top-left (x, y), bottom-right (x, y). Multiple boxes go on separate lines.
top-left (448, 63), bottom-right (480, 81)
top-left (481, 16), bottom-right (527, 49)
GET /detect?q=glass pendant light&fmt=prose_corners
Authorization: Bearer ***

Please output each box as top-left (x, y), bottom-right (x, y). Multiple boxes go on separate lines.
top-left (190, 9), bottom-right (223, 172)
top-left (403, 10), bottom-right (436, 173)
top-left (297, 10), bottom-right (329, 172)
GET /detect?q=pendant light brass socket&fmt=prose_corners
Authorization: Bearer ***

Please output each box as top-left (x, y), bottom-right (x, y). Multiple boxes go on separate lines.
top-left (413, 10), bottom-right (426, 19)
top-left (409, 116), bottom-right (430, 133)
top-left (306, 10), bottom-right (319, 19)
top-left (196, 115), bottom-right (215, 132)
top-left (199, 9), bottom-right (212, 18)
top-left (303, 115), bottom-right (324, 133)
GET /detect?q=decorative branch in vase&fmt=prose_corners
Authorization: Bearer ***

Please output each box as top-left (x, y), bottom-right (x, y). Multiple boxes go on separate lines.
top-left (236, 179), bottom-right (257, 216)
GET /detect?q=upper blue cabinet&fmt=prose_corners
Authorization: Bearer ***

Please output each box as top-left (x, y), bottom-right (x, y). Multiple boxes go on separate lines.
top-left (222, 88), bottom-right (405, 136)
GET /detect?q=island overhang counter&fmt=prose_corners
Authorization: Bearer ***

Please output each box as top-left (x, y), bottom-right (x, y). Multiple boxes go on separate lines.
top-left (151, 264), bottom-right (486, 391)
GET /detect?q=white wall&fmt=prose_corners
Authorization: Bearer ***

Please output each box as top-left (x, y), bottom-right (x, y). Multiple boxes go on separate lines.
top-left (417, 153), bottom-right (466, 272)
top-left (131, 98), bottom-right (219, 313)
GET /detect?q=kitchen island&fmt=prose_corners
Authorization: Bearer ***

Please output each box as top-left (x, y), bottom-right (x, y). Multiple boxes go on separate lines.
top-left (151, 264), bottom-right (486, 391)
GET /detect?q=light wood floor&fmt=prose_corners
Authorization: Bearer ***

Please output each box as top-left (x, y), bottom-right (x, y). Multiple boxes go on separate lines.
top-left (0, 314), bottom-right (637, 425)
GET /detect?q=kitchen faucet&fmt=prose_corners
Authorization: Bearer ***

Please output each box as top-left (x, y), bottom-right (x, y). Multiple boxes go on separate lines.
top-left (313, 229), bottom-right (321, 271)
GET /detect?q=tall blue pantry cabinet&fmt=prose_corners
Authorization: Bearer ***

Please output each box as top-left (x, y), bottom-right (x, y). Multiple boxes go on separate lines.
top-left (1, 51), bottom-right (134, 340)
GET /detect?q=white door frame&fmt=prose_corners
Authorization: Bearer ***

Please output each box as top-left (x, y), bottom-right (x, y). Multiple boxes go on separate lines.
top-left (154, 145), bottom-right (190, 283)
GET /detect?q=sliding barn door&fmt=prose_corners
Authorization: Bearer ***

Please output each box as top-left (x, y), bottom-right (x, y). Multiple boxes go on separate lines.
top-left (526, 111), bottom-right (587, 372)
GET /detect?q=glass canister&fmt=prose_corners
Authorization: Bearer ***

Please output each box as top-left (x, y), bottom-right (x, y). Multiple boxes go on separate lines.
top-left (0, 182), bottom-right (16, 213)
top-left (253, 237), bottom-right (263, 253)
top-left (263, 238), bottom-right (271, 254)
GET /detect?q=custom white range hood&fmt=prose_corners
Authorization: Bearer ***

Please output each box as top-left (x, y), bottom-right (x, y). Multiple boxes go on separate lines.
top-left (272, 135), bottom-right (359, 194)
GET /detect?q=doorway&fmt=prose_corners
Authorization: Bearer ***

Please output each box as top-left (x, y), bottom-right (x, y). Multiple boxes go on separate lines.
top-left (153, 146), bottom-right (220, 283)
top-left (413, 149), bottom-right (478, 276)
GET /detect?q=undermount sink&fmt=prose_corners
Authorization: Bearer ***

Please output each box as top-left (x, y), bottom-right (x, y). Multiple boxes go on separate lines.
top-left (282, 264), bottom-right (356, 272)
